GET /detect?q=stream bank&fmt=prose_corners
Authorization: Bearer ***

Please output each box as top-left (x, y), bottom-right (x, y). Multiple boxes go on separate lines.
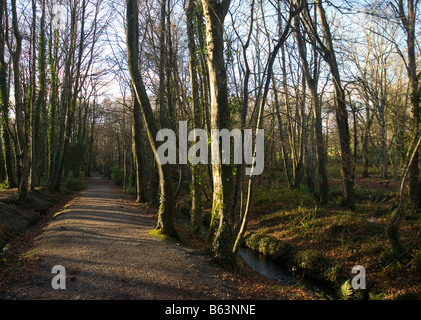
top-left (242, 232), bottom-right (379, 300)
top-left (175, 209), bottom-right (336, 299)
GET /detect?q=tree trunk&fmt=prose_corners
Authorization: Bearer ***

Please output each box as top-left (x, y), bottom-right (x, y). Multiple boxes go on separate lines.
top-left (126, 0), bottom-right (177, 237)
top-left (49, 1), bottom-right (78, 192)
top-left (200, 0), bottom-right (234, 265)
top-left (29, 0), bottom-right (37, 190)
top-left (233, 3), bottom-right (301, 254)
top-left (273, 74), bottom-right (292, 187)
top-left (0, 0), bottom-right (17, 188)
top-left (362, 106), bottom-right (371, 178)
top-left (10, 0), bottom-right (28, 201)
top-left (388, 135), bottom-right (421, 257)
top-left (36, 0), bottom-right (47, 185)
top-left (395, 0), bottom-right (420, 206)
top-left (315, 0), bottom-right (355, 210)
top-left (295, 15), bottom-right (328, 204)
top-left (186, 0), bottom-right (203, 234)
top-left (48, 15), bottom-right (60, 181)
top-left (131, 88), bottom-right (147, 203)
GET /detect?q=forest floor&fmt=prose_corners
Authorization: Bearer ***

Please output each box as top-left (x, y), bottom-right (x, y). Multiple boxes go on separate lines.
top-left (245, 175), bottom-right (421, 300)
top-left (0, 175), bottom-right (320, 300)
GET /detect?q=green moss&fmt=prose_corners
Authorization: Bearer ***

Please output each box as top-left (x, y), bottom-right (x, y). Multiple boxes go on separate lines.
top-left (212, 222), bottom-right (236, 268)
top-left (148, 228), bottom-right (176, 242)
top-left (53, 209), bottom-right (69, 219)
top-left (244, 233), bottom-right (341, 284)
top-left (293, 249), bottom-right (341, 283)
top-left (244, 233), bottom-right (295, 263)
top-left (21, 248), bottom-right (37, 260)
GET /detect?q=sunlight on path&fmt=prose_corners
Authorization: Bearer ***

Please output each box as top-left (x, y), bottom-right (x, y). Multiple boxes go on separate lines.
top-left (0, 175), bottom-right (231, 300)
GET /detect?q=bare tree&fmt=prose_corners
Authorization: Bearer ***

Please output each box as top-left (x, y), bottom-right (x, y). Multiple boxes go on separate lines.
top-left (295, 10), bottom-right (329, 204)
top-left (0, 0), bottom-right (17, 188)
top-left (301, 0), bottom-right (355, 210)
top-left (126, 0), bottom-right (177, 237)
top-left (9, 0), bottom-right (28, 201)
top-left (390, 0), bottom-right (420, 206)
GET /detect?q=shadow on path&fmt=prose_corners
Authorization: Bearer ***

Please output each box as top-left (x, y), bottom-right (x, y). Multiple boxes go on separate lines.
top-left (0, 175), bottom-right (238, 300)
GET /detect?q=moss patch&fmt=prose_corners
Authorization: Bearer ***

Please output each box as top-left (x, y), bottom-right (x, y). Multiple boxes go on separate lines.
top-left (244, 232), bottom-right (341, 285)
top-left (244, 233), bottom-right (295, 263)
top-left (148, 228), bottom-right (177, 243)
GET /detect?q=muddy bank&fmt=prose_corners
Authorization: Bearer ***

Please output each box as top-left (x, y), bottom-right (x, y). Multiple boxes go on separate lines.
top-left (0, 187), bottom-right (77, 250)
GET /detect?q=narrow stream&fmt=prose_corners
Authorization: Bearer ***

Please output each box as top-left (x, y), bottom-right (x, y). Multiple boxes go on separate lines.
top-left (238, 247), bottom-right (296, 285)
top-left (175, 213), bottom-right (333, 299)
top-left (238, 246), bottom-right (334, 299)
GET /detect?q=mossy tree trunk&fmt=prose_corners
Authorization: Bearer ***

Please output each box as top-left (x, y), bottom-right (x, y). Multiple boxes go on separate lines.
top-left (10, 0), bottom-right (28, 201)
top-left (49, 0), bottom-right (78, 192)
top-left (131, 87), bottom-right (147, 203)
top-left (388, 136), bottom-right (421, 257)
top-left (36, 0), bottom-right (47, 186)
top-left (126, 0), bottom-right (177, 238)
top-left (392, 0), bottom-right (420, 207)
top-left (200, 0), bottom-right (235, 266)
top-left (186, 0), bottom-right (203, 234)
top-left (0, 0), bottom-right (17, 189)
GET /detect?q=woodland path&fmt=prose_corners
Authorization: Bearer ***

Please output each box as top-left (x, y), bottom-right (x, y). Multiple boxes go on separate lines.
top-left (0, 175), bottom-right (239, 300)
top-left (0, 175), bottom-right (315, 300)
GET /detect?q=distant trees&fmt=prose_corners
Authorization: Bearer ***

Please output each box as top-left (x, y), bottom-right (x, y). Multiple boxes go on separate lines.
top-left (0, 0), bottom-right (111, 197)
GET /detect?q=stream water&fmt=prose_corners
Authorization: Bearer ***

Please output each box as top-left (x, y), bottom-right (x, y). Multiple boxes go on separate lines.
top-left (238, 246), bottom-right (334, 299)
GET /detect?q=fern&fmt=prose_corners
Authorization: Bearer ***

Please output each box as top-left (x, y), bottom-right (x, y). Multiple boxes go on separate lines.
top-left (337, 280), bottom-right (354, 300)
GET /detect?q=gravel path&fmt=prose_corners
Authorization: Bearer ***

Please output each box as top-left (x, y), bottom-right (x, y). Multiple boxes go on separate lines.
top-left (0, 176), bottom-right (245, 300)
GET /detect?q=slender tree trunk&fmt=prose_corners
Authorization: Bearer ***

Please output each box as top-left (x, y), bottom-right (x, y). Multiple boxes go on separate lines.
top-left (315, 0), bottom-right (355, 210)
top-left (233, 3), bottom-right (301, 254)
top-left (48, 14), bottom-right (59, 181)
top-left (200, 0), bottom-right (234, 265)
top-left (388, 135), bottom-right (421, 257)
top-left (395, 0), bottom-right (420, 206)
top-left (0, 0), bottom-right (17, 188)
top-left (86, 96), bottom-right (96, 177)
top-left (30, 0), bottom-right (37, 190)
top-left (158, 0), bottom-right (167, 128)
top-left (273, 74), bottom-right (292, 187)
top-left (186, 0), bottom-right (203, 234)
top-left (132, 88), bottom-right (147, 203)
top-left (362, 106), bottom-right (371, 178)
top-left (281, 43), bottom-right (297, 188)
top-left (55, 0), bottom-right (86, 190)
top-left (49, 1), bottom-right (78, 192)
top-left (295, 14), bottom-right (328, 204)
top-left (126, 0), bottom-right (177, 237)
top-left (10, 0), bottom-right (28, 201)
top-left (37, 0), bottom-right (47, 185)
